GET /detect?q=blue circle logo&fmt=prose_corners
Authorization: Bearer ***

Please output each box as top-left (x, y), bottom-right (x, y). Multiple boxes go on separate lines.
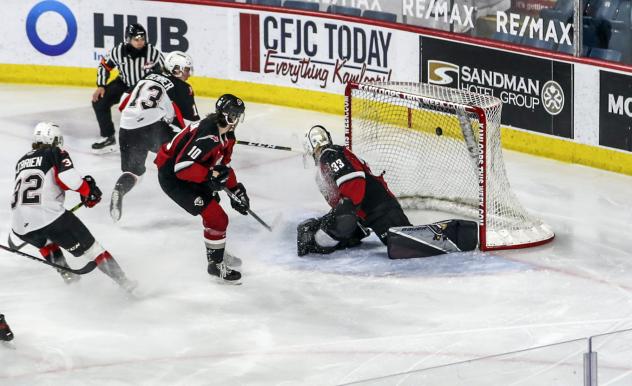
top-left (26, 1), bottom-right (77, 56)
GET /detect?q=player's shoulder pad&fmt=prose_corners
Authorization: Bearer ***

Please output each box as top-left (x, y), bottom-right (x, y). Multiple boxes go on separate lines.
top-left (319, 145), bottom-right (345, 163)
top-left (194, 117), bottom-right (221, 143)
top-left (145, 73), bottom-right (174, 90)
top-left (51, 146), bottom-right (71, 160)
top-left (171, 77), bottom-right (194, 96)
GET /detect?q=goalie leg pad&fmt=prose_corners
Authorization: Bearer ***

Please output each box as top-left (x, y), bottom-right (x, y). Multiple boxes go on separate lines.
top-left (297, 218), bottom-right (337, 256)
top-left (387, 219), bottom-right (478, 259)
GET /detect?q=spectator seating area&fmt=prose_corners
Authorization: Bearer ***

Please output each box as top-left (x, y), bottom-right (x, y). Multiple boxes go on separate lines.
top-left (491, 0), bottom-right (631, 64)
top-left (241, 0), bottom-right (398, 23)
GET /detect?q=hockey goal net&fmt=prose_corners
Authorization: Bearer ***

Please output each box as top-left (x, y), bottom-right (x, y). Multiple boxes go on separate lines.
top-left (345, 82), bottom-right (554, 251)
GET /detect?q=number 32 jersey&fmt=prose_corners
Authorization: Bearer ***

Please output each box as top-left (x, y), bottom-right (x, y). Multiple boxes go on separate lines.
top-left (11, 147), bottom-right (84, 235)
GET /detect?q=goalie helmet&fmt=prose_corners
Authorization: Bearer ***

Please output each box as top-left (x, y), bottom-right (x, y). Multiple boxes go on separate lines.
top-left (164, 51), bottom-right (193, 78)
top-left (33, 122), bottom-right (63, 147)
top-left (215, 94), bottom-right (245, 126)
top-left (303, 125), bottom-right (332, 167)
top-left (125, 23), bottom-right (146, 41)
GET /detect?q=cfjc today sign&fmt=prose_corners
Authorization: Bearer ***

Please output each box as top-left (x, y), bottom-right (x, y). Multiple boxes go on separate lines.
top-left (239, 13), bottom-right (394, 89)
top-left (26, 0), bottom-right (189, 57)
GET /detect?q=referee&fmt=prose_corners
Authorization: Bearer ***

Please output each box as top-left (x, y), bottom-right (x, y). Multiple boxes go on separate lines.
top-left (91, 23), bottom-right (164, 153)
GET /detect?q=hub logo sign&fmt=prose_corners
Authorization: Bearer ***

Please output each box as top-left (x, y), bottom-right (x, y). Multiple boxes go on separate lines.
top-left (599, 71), bottom-right (632, 151)
top-left (239, 13), bottom-right (393, 89)
top-left (422, 36), bottom-right (572, 138)
top-left (26, 0), bottom-right (77, 56)
top-left (93, 13), bottom-right (189, 52)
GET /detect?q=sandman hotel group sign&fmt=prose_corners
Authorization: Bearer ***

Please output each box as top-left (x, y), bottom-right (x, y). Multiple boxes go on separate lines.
top-left (421, 36), bottom-right (573, 138)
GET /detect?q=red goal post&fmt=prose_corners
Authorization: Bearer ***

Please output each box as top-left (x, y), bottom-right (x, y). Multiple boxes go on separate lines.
top-left (344, 81), bottom-right (554, 251)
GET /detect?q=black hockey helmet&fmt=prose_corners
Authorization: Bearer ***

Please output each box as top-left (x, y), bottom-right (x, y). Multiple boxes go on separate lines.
top-left (215, 94), bottom-right (245, 126)
top-left (125, 23), bottom-right (146, 41)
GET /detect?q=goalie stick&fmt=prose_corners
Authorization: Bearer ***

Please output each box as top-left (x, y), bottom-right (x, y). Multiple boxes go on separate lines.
top-left (222, 187), bottom-right (273, 231)
top-left (8, 202), bottom-right (84, 251)
top-left (0, 244), bottom-right (98, 275)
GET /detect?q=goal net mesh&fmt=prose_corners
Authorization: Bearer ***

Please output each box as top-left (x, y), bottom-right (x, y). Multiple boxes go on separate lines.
top-left (345, 82), bottom-right (553, 250)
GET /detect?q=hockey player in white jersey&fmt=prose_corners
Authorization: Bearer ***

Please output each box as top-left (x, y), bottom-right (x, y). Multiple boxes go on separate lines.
top-left (110, 50), bottom-right (200, 222)
top-left (10, 122), bottom-right (137, 292)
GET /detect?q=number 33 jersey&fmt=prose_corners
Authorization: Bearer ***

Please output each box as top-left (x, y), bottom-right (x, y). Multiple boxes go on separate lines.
top-left (11, 147), bottom-right (84, 235)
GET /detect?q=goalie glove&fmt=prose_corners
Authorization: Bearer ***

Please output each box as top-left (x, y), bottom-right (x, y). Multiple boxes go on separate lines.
top-left (208, 165), bottom-right (230, 191)
top-left (81, 175), bottom-right (102, 208)
top-left (229, 183), bottom-right (249, 215)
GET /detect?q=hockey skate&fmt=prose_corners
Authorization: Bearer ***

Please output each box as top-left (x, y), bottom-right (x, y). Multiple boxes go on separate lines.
top-left (110, 185), bottom-right (123, 222)
top-left (208, 261), bottom-right (241, 285)
top-left (56, 267), bottom-right (81, 284)
top-left (117, 277), bottom-right (140, 297)
top-left (91, 135), bottom-right (116, 154)
top-left (47, 251), bottom-right (80, 284)
top-left (0, 314), bottom-right (14, 342)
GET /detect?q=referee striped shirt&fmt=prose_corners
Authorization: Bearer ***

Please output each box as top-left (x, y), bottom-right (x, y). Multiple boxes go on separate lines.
top-left (96, 43), bottom-right (164, 89)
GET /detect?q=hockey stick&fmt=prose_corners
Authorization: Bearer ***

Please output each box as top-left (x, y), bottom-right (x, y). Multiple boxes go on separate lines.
top-left (0, 244), bottom-right (98, 275)
top-left (8, 202), bottom-right (84, 251)
top-left (222, 187), bottom-right (273, 232)
top-left (236, 140), bottom-right (300, 153)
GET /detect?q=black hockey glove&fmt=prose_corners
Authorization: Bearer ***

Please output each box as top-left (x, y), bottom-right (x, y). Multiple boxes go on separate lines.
top-left (208, 165), bottom-right (230, 191)
top-left (229, 183), bottom-right (249, 215)
top-left (81, 175), bottom-right (102, 208)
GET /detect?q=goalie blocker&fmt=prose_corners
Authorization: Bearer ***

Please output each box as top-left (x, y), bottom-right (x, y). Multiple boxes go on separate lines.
top-left (387, 219), bottom-right (478, 259)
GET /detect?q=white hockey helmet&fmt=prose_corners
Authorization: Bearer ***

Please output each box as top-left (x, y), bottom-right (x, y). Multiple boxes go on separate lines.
top-left (33, 121), bottom-right (63, 147)
top-left (164, 51), bottom-right (193, 78)
top-left (303, 125), bottom-right (332, 167)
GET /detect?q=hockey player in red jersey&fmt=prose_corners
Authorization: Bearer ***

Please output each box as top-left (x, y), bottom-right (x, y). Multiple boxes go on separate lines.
top-left (297, 125), bottom-right (412, 256)
top-left (10, 122), bottom-right (137, 292)
top-left (110, 50), bottom-right (200, 222)
top-left (154, 94), bottom-right (248, 284)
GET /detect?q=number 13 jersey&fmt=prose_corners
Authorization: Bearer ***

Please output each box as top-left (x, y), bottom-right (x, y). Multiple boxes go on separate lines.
top-left (11, 147), bottom-right (84, 235)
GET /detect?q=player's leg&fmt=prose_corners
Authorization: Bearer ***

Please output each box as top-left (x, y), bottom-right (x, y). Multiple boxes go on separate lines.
top-left (157, 172), bottom-right (241, 283)
top-left (201, 201), bottom-right (241, 283)
top-left (15, 227), bottom-right (79, 284)
top-left (387, 219), bottom-right (478, 259)
top-left (148, 121), bottom-right (175, 152)
top-left (0, 314), bottom-right (13, 342)
top-left (92, 78), bottom-right (126, 152)
top-left (366, 205), bottom-right (412, 245)
top-left (110, 127), bottom-right (147, 222)
top-left (46, 211), bottom-right (137, 292)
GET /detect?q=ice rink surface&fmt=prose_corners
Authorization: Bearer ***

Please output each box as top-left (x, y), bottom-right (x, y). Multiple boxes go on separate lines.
top-left (1, 84), bottom-right (632, 385)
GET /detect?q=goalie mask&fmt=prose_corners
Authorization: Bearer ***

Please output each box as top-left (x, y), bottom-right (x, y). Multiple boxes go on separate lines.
top-left (33, 122), bottom-right (63, 148)
top-left (164, 51), bottom-right (193, 79)
top-left (216, 94), bottom-right (245, 127)
top-left (303, 125), bottom-right (332, 167)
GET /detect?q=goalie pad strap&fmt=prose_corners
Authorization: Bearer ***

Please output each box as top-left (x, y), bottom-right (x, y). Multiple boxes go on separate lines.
top-left (387, 219), bottom-right (478, 259)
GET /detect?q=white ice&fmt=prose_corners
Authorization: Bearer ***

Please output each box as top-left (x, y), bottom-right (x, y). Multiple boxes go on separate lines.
top-left (1, 84), bottom-right (632, 385)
